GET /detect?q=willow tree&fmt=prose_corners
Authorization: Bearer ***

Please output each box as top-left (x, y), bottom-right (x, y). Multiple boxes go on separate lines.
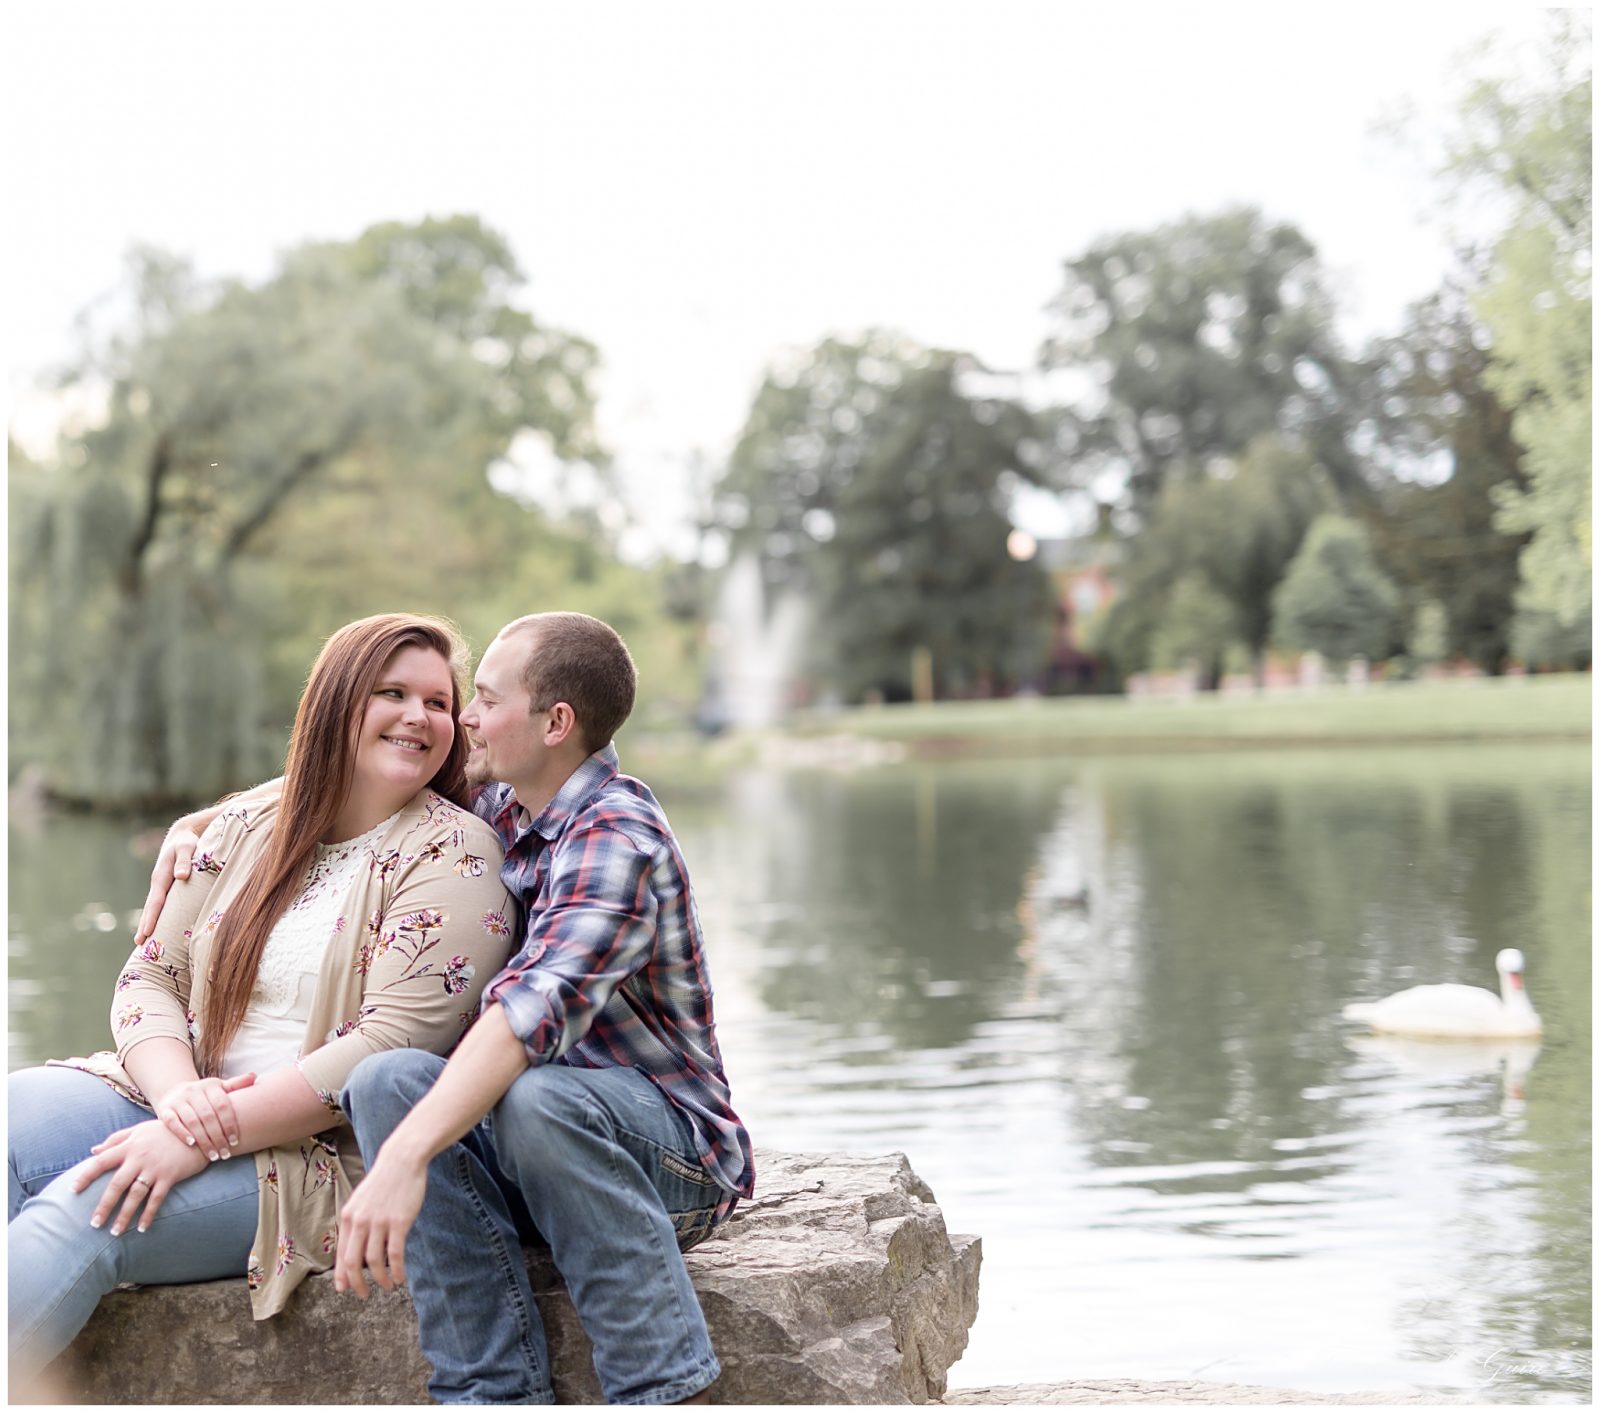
top-left (10, 218), bottom-right (603, 808)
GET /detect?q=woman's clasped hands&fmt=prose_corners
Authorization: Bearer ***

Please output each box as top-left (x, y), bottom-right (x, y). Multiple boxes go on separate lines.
top-left (71, 1119), bottom-right (213, 1236)
top-left (154, 1073), bottom-right (255, 1161)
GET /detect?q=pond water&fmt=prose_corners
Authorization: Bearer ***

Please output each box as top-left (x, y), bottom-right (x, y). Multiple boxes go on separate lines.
top-left (8, 742), bottom-right (1591, 1401)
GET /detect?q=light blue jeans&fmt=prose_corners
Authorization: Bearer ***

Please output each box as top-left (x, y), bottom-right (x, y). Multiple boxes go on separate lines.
top-left (7, 1066), bottom-right (258, 1381)
top-left (342, 1051), bottom-right (724, 1405)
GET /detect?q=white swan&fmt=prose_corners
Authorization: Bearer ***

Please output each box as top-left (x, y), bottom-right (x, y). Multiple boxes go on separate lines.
top-left (1342, 948), bottom-right (1542, 1039)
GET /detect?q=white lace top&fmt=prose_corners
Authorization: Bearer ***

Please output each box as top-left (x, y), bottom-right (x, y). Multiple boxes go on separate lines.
top-left (220, 811), bottom-right (401, 1079)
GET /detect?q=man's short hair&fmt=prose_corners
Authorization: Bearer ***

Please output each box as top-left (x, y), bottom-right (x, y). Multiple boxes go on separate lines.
top-left (499, 612), bottom-right (637, 751)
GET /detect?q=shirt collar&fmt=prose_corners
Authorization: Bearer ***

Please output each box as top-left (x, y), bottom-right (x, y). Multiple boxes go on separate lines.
top-left (516, 743), bottom-right (620, 843)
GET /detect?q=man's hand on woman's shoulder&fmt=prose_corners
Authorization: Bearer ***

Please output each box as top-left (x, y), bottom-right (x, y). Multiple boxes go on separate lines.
top-left (133, 819), bottom-right (206, 946)
top-left (132, 778), bottom-right (285, 946)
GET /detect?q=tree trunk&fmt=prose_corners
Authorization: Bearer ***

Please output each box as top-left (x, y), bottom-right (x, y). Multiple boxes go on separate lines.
top-left (1250, 643), bottom-right (1268, 691)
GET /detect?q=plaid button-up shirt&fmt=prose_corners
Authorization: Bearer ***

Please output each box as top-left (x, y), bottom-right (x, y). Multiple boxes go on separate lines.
top-left (476, 746), bottom-right (754, 1209)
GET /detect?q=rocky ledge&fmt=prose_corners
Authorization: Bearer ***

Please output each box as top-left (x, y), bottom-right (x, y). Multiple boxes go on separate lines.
top-left (54, 1150), bottom-right (980, 1405)
top-left (943, 1381), bottom-right (1462, 1405)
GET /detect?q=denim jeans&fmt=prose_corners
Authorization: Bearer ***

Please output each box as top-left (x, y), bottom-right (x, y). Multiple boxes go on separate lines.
top-left (342, 1051), bottom-right (723, 1405)
top-left (7, 1066), bottom-right (259, 1381)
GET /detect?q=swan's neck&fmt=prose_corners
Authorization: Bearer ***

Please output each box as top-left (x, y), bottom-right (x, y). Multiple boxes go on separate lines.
top-left (1499, 971), bottom-right (1536, 1015)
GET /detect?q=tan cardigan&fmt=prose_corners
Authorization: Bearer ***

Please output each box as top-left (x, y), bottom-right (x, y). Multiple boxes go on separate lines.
top-left (56, 789), bottom-right (517, 1318)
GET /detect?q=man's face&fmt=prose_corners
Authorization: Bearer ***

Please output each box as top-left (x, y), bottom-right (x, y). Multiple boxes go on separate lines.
top-left (460, 630), bottom-right (545, 795)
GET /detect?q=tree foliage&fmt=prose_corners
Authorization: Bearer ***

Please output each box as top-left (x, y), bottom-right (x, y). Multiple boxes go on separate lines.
top-left (1271, 515), bottom-right (1401, 667)
top-left (1451, 17), bottom-right (1592, 632)
top-left (1096, 437), bottom-right (1331, 684)
top-left (1148, 574), bottom-right (1239, 676)
top-left (347, 216), bottom-right (606, 467)
top-left (1051, 26), bottom-right (1592, 689)
top-left (10, 218), bottom-right (611, 807)
top-left (816, 355), bottom-right (1055, 700)
top-left (1359, 287), bottom-right (1529, 672)
top-left (713, 331), bottom-right (927, 596)
top-left (713, 335), bottom-right (1055, 701)
top-left (1040, 207), bottom-right (1363, 514)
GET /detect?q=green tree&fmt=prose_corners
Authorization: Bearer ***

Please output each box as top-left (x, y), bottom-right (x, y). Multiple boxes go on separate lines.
top-left (1148, 574), bottom-right (1239, 676)
top-left (232, 218), bottom-right (613, 696)
top-left (1451, 17), bottom-right (1592, 637)
top-left (1360, 287), bottom-right (1529, 672)
top-left (713, 335), bottom-right (1055, 701)
top-left (713, 331), bottom-right (926, 596)
top-left (1271, 515), bottom-right (1401, 668)
top-left (1408, 599), bottom-right (1451, 667)
top-left (10, 218), bottom-right (605, 808)
top-left (1508, 602), bottom-right (1592, 670)
top-left (347, 215), bottom-right (606, 468)
top-left (1039, 207), bottom-right (1363, 515)
top-left (816, 354), bottom-right (1055, 700)
top-left (1096, 437), bottom-right (1331, 686)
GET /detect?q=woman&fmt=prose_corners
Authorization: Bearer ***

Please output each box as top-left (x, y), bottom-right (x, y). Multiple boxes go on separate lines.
top-left (8, 613), bottom-right (518, 1381)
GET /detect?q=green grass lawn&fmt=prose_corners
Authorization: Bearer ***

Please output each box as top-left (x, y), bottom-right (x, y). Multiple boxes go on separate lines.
top-left (787, 673), bottom-right (1592, 754)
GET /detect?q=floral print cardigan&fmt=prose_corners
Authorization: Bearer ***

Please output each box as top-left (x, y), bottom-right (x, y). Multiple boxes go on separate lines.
top-left (55, 790), bottom-right (517, 1319)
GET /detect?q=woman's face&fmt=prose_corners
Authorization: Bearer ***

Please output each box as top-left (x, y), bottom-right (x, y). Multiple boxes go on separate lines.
top-left (350, 646), bottom-right (456, 802)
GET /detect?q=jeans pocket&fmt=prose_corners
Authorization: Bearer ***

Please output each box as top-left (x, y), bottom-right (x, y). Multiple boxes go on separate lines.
top-left (656, 1147), bottom-right (720, 1251)
top-left (659, 1149), bottom-right (716, 1189)
top-left (670, 1206), bottom-right (717, 1252)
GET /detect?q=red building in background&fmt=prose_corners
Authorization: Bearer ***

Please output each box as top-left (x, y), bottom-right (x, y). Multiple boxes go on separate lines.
top-left (1035, 529), bottom-right (1121, 694)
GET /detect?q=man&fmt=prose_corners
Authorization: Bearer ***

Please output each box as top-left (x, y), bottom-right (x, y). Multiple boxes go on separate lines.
top-left (141, 612), bottom-right (752, 1404)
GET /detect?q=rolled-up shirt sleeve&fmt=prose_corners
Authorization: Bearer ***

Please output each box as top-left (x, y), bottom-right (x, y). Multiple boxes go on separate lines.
top-left (482, 824), bottom-right (659, 1065)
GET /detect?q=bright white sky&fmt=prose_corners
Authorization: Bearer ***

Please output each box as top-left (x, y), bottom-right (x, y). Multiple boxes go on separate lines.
top-left (4, 2), bottom-right (1558, 559)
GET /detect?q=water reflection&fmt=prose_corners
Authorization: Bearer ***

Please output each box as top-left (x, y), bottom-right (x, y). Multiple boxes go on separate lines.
top-left (8, 745), bottom-right (1591, 1401)
top-left (664, 745), bottom-right (1590, 1401)
top-left (687, 764), bottom-right (1065, 1051)
top-left (1345, 1034), bottom-right (1541, 1112)
top-left (8, 812), bottom-right (157, 1070)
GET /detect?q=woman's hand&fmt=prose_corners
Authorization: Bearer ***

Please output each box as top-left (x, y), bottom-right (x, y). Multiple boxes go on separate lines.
top-left (155, 1073), bottom-right (256, 1160)
top-left (73, 1119), bottom-right (211, 1236)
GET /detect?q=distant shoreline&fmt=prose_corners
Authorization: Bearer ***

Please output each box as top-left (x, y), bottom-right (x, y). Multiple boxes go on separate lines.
top-left (779, 674), bottom-right (1591, 757)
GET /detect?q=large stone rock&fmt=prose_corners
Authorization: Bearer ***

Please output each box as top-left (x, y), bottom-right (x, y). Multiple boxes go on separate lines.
top-left (54, 1150), bottom-right (979, 1405)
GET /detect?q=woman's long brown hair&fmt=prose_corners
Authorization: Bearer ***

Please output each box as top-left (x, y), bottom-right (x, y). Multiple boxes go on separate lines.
top-left (196, 614), bottom-right (471, 1077)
